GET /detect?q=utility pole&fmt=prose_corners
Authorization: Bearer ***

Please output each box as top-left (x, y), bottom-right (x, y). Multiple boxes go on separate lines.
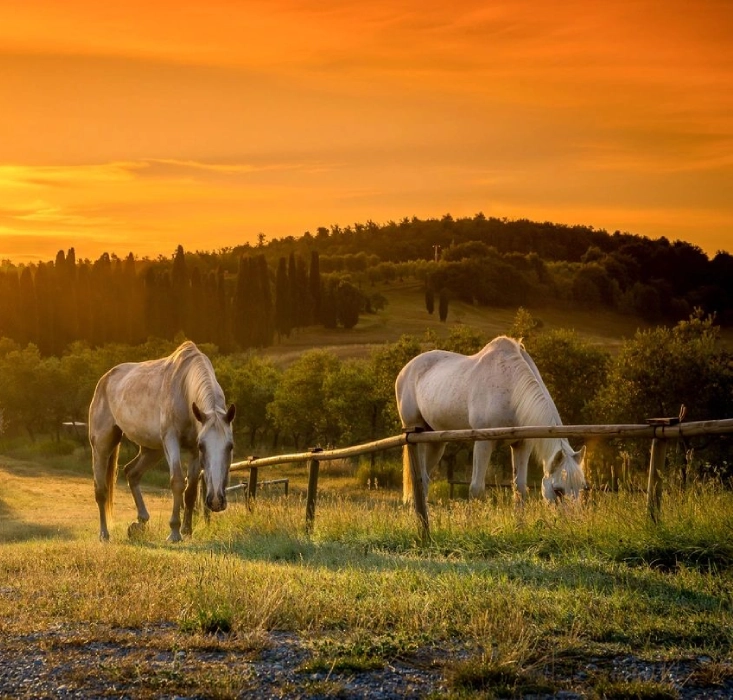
top-left (433, 244), bottom-right (441, 262)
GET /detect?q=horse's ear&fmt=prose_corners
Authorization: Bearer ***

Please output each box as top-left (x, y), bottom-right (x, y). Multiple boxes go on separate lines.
top-left (192, 402), bottom-right (206, 424)
top-left (225, 404), bottom-right (236, 424)
top-left (574, 445), bottom-right (586, 464)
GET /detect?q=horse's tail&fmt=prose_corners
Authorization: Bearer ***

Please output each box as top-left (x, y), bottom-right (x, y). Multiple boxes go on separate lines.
top-left (402, 445), bottom-right (413, 504)
top-left (105, 443), bottom-right (120, 522)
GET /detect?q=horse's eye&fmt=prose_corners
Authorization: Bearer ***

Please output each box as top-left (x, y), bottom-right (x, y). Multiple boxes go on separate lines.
top-left (227, 443), bottom-right (234, 453)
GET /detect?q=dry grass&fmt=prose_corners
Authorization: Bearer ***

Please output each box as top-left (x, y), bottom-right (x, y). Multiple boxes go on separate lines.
top-left (1, 454), bottom-right (732, 698)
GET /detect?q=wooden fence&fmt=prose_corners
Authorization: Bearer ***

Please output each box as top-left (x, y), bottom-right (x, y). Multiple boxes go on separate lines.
top-left (230, 417), bottom-right (733, 542)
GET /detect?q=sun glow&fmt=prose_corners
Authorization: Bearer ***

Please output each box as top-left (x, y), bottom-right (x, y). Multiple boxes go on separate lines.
top-left (1, 0), bottom-right (732, 262)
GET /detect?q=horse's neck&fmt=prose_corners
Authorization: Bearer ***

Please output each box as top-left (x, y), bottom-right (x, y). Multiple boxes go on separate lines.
top-left (182, 357), bottom-right (221, 413)
top-left (534, 436), bottom-right (568, 466)
top-left (507, 354), bottom-right (565, 464)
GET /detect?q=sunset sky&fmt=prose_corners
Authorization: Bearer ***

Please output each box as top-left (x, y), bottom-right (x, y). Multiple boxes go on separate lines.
top-left (1, 0), bottom-right (732, 264)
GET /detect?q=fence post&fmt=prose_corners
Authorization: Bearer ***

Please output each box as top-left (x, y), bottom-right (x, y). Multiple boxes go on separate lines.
top-left (645, 417), bottom-right (678, 523)
top-left (405, 438), bottom-right (430, 544)
top-left (305, 448), bottom-right (323, 534)
top-left (247, 464), bottom-right (259, 507)
top-left (646, 437), bottom-right (668, 523)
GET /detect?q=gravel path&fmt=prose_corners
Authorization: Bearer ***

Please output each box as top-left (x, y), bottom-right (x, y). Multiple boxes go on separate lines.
top-left (1, 625), bottom-right (732, 698)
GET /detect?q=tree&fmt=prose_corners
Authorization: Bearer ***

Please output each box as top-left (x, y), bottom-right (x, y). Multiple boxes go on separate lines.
top-left (369, 335), bottom-right (422, 434)
top-left (334, 279), bottom-right (362, 329)
top-left (425, 280), bottom-right (435, 315)
top-left (437, 325), bottom-right (487, 355)
top-left (525, 329), bottom-right (610, 425)
top-left (267, 349), bottom-right (341, 449)
top-left (590, 311), bottom-right (733, 478)
top-left (438, 289), bottom-right (449, 322)
top-left (275, 257), bottom-right (292, 339)
top-left (309, 251), bottom-right (321, 323)
top-left (215, 353), bottom-right (280, 447)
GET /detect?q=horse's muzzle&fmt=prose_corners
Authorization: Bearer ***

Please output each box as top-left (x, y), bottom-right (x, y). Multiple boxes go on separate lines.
top-left (206, 494), bottom-right (228, 512)
top-left (553, 487), bottom-right (565, 500)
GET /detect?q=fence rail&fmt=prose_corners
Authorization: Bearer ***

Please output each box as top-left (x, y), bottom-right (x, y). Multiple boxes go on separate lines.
top-left (229, 418), bottom-right (733, 541)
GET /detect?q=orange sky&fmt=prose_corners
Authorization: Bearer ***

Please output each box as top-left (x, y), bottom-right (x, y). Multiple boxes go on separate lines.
top-left (1, 0), bottom-right (732, 263)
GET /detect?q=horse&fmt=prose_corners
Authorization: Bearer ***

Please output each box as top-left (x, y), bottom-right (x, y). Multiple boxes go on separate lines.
top-left (89, 341), bottom-right (236, 542)
top-left (395, 335), bottom-right (586, 505)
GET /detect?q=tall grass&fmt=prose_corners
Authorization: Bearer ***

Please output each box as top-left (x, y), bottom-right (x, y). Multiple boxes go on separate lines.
top-left (2, 481), bottom-right (731, 672)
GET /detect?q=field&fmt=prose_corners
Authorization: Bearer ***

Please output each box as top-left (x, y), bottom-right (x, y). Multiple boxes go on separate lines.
top-left (1, 446), bottom-right (733, 698)
top-left (2, 296), bottom-right (733, 698)
top-left (260, 282), bottom-right (662, 366)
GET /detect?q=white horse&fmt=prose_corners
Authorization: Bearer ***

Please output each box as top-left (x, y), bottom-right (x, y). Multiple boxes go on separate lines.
top-left (89, 341), bottom-right (236, 542)
top-left (396, 335), bottom-right (586, 504)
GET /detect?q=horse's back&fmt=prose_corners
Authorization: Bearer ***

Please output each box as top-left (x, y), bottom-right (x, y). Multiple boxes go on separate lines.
top-left (396, 348), bottom-right (490, 430)
top-left (396, 336), bottom-right (538, 431)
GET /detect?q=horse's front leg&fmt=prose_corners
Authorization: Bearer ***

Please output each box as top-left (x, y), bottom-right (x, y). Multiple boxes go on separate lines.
top-left (163, 436), bottom-right (186, 543)
top-left (511, 441), bottom-right (533, 504)
top-left (469, 441), bottom-right (495, 499)
top-left (182, 455), bottom-right (201, 537)
top-left (123, 447), bottom-right (162, 536)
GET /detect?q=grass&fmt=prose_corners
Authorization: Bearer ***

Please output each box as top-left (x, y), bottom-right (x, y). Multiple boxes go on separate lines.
top-left (260, 282), bottom-right (655, 366)
top-left (1, 453), bottom-right (732, 696)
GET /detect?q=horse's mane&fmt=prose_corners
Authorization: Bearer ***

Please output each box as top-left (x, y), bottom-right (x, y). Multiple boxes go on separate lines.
top-left (166, 341), bottom-right (224, 413)
top-left (489, 337), bottom-right (567, 469)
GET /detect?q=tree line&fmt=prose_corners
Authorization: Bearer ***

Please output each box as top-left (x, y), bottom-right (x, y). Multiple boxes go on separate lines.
top-left (265, 215), bottom-right (733, 326)
top-left (0, 245), bottom-right (372, 356)
top-left (2, 214), bottom-right (732, 358)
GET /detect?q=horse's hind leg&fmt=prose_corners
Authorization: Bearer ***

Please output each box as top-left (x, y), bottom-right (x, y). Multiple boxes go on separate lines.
top-left (418, 442), bottom-right (445, 500)
top-left (91, 425), bottom-right (122, 542)
top-left (124, 447), bottom-right (162, 536)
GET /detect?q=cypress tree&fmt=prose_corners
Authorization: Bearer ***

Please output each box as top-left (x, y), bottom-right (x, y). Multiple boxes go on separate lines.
top-left (439, 288), bottom-right (449, 322)
top-left (76, 262), bottom-right (92, 344)
top-left (309, 251), bottom-right (321, 323)
top-left (287, 253), bottom-right (298, 331)
top-left (34, 263), bottom-right (54, 354)
top-left (0, 270), bottom-right (20, 342)
top-left (171, 245), bottom-right (189, 337)
top-left (425, 279), bottom-right (435, 315)
top-left (295, 255), bottom-right (311, 326)
top-left (18, 267), bottom-right (37, 346)
top-left (255, 254), bottom-right (274, 347)
top-left (275, 257), bottom-right (291, 339)
top-left (234, 256), bottom-right (252, 349)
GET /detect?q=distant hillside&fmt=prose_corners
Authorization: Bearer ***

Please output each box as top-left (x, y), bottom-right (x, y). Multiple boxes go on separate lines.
top-left (1, 214), bottom-right (731, 358)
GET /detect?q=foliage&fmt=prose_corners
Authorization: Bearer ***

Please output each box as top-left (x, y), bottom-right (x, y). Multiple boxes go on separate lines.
top-left (435, 325), bottom-right (487, 355)
top-left (214, 353), bottom-right (280, 448)
top-left (590, 311), bottom-right (733, 475)
top-left (267, 350), bottom-right (341, 449)
top-left (524, 327), bottom-right (611, 425)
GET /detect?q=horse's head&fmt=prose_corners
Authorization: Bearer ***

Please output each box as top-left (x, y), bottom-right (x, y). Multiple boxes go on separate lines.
top-left (192, 402), bottom-right (236, 512)
top-left (542, 445), bottom-right (587, 503)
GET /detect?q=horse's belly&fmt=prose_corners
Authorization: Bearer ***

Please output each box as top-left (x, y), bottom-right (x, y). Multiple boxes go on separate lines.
top-left (418, 383), bottom-right (472, 430)
top-left (107, 379), bottom-right (165, 448)
top-left (113, 402), bottom-right (163, 448)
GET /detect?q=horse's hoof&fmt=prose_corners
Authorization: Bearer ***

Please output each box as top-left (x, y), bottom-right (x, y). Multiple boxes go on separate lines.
top-left (167, 532), bottom-right (183, 544)
top-left (99, 532), bottom-right (110, 543)
top-left (127, 521), bottom-right (146, 538)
